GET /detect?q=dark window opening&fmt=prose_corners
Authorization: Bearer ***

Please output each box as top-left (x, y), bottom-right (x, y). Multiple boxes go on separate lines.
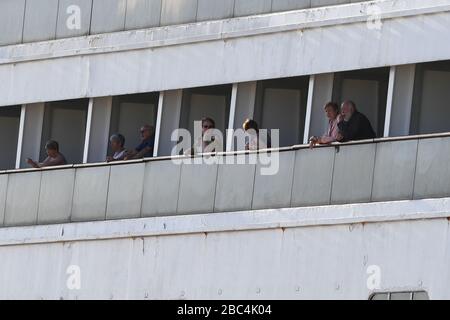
top-left (254, 76), bottom-right (310, 147)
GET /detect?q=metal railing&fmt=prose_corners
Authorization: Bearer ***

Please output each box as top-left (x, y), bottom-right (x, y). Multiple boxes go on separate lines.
top-left (1, 132), bottom-right (450, 228)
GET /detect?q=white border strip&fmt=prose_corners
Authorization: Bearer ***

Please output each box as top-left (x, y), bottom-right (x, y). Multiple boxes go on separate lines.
top-left (226, 83), bottom-right (238, 152)
top-left (15, 105), bottom-right (26, 169)
top-left (1, 197), bottom-right (450, 247)
top-left (384, 66), bottom-right (396, 137)
top-left (153, 92), bottom-right (164, 157)
top-left (303, 75), bottom-right (315, 144)
top-left (82, 98), bottom-right (94, 164)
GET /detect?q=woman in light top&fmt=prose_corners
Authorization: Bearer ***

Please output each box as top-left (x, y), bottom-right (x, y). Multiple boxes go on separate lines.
top-left (107, 134), bottom-right (127, 162)
top-left (309, 102), bottom-right (342, 148)
top-left (243, 119), bottom-right (271, 151)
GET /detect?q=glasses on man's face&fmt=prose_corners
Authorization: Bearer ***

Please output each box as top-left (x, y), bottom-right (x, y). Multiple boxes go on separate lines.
top-left (203, 125), bottom-right (212, 129)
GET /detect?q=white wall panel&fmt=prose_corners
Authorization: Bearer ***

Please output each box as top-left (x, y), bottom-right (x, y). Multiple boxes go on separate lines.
top-left (125, 0), bottom-right (162, 30)
top-left (71, 166), bottom-right (110, 222)
top-left (38, 169), bottom-right (75, 224)
top-left (0, 197), bottom-right (449, 299)
top-left (22, 0), bottom-right (59, 43)
top-left (4, 172), bottom-right (41, 226)
top-left (234, 0), bottom-right (271, 17)
top-left (0, 0), bottom-right (25, 46)
top-left (160, 0), bottom-right (198, 26)
top-left (90, 0), bottom-right (127, 34)
top-left (106, 163), bottom-right (145, 220)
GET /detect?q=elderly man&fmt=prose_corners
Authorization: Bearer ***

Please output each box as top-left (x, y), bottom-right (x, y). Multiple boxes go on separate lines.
top-left (337, 101), bottom-right (376, 142)
top-left (125, 125), bottom-right (155, 160)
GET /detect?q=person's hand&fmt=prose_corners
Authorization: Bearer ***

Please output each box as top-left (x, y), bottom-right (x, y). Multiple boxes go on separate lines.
top-left (106, 156), bottom-right (113, 162)
top-left (184, 148), bottom-right (195, 156)
top-left (309, 136), bottom-right (318, 148)
top-left (336, 133), bottom-right (344, 142)
top-left (26, 158), bottom-right (39, 168)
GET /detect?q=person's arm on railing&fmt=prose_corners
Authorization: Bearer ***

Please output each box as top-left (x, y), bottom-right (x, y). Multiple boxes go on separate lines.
top-left (26, 158), bottom-right (41, 168)
top-left (26, 154), bottom-right (66, 168)
top-left (132, 146), bottom-right (153, 159)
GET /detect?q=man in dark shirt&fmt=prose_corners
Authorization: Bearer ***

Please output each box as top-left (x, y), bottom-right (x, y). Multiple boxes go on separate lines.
top-left (337, 101), bottom-right (376, 142)
top-left (125, 125), bottom-right (155, 160)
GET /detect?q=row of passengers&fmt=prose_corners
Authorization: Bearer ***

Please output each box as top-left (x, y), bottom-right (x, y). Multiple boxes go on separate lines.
top-left (192, 100), bottom-right (375, 153)
top-left (26, 124), bottom-right (155, 168)
top-left (26, 100), bottom-right (373, 168)
top-left (309, 100), bottom-right (376, 147)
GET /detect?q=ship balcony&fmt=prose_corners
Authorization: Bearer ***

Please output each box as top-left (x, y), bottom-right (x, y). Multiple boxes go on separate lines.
top-left (1, 133), bottom-right (450, 228)
top-left (0, 0), bottom-right (449, 227)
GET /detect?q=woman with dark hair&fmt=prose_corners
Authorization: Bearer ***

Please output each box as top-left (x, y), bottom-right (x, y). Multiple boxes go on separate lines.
top-left (26, 140), bottom-right (67, 168)
top-left (243, 119), bottom-right (270, 150)
top-left (309, 102), bottom-right (341, 148)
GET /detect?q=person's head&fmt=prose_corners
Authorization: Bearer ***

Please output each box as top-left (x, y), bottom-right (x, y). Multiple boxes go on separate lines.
top-left (201, 117), bottom-right (215, 135)
top-left (45, 140), bottom-right (60, 157)
top-left (341, 100), bottom-right (357, 121)
top-left (140, 125), bottom-right (154, 141)
top-left (243, 119), bottom-right (259, 133)
top-left (324, 102), bottom-right (339, 120)
top-left (110, 134), bottom-right (125, 152)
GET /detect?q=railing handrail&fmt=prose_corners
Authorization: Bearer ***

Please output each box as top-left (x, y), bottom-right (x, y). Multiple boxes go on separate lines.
top-left (1, 131), bottom-right (450, 175)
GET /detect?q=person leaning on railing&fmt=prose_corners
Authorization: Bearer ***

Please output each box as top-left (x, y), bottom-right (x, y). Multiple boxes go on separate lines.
top-left (26, 140), bottom-right (67, 168)
top-left (309, 102), bottom-right (341, 148)
top-left (106, 133), bottom-right (127, 162)
top-left (124, 125), bottom-right (155, 160)
top-left (336, 100), bottom-right (376, 143)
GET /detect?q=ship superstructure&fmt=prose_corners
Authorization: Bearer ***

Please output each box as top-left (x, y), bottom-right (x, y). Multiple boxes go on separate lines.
top-left (0, 0), bottom-right (449, 299)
